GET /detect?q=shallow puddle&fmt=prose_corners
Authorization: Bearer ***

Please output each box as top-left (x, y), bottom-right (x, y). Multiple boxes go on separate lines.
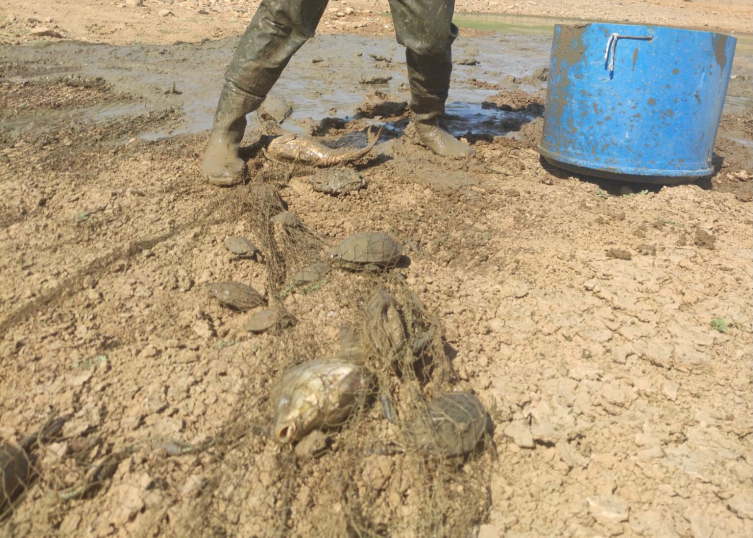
top-left (0, 34), bottom-right (550, 144)
top-left (0, 29), bottom-right (749, 145)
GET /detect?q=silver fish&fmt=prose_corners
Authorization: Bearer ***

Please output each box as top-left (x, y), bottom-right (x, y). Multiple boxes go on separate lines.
top-left (266, 126), bottom-right (383, 167)
top-left (271, 358), bottom-right (375, 443)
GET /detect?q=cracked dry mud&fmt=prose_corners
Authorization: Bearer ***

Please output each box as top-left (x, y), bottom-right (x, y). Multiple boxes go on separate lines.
top-left (1, 14), bottom-right (752, 538)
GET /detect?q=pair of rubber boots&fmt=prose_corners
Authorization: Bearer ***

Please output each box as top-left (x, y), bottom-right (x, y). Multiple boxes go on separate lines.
top-left (202, 83), bottom-right (475, 187)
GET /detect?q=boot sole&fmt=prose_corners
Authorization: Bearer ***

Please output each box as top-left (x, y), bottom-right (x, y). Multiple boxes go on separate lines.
top-left (415, 139), bottom-right (476, 160)
top-left (205, 171), bottom-right (246, 187)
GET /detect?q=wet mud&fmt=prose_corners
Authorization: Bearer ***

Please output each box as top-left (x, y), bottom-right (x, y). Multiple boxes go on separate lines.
top-left (1, 34), bottom-right (551, 142)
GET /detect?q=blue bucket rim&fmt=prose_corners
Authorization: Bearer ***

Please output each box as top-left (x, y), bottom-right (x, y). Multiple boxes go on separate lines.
top-left (552, 21), bottom-right (738, 42)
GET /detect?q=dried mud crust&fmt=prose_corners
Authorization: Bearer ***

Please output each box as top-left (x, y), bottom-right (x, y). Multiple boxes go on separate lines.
top-left (0, 42), bottom-right (752, 538)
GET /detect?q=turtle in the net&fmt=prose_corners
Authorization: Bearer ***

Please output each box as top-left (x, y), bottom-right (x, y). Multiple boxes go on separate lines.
top-left (328, 232), bottom-right (402, 272)
top-left (406, 393), bottom-right (489, 457)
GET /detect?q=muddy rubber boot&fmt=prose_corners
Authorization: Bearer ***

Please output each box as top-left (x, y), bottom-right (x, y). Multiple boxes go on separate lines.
top-left (202, 82), bottom-right (263, 186)
top-left (413, 112), bottom-right (475, 159)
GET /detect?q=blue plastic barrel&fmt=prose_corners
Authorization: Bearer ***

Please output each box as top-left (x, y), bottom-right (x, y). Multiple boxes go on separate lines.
top-left (538, 23), bottom-right (736, 183)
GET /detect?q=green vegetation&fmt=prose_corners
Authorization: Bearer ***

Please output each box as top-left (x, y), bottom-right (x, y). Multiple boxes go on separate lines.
top-left (280, 276), bottom-right (329, 299)
top-left (653, 216), bottom-right (682, 229)
top-left (622, 189), bottom-right (649, 198)
top-left (214, 339), bottom-right (239, 350)
top-left (73, 355), bottom-right (108, 369)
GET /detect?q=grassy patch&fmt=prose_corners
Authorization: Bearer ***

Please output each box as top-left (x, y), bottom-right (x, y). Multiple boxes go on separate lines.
top-left (73, 354), bottom-right (108, 369)
top-left (214, 339), bottom-right (239, 350)
top-left (623, 189), bottom-right (649, 198)
top-left (653, 216), bottom-right (682, 229)
top-left (280, 276), bottom-right (329, 299)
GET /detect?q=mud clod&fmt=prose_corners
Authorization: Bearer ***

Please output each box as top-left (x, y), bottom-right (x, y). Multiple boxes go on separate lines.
top-left (694, 229), bottom-right (717, 250)
top-left (605, 248), bottom-right (633, 260)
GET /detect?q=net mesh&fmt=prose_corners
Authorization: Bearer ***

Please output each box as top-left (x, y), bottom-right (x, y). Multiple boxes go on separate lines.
top-left (1, 162), bottom-right (493, 538)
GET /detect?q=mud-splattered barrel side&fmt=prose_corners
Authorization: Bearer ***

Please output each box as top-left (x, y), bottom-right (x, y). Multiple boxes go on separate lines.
top-left (538, 23), bottom-right (737, 182)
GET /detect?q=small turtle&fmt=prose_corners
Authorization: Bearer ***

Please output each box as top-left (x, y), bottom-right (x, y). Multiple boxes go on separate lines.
top-left (1, 416), bottom-right (65, 517)
top-left (368, 53), bottom-right (392, 63)
top-left (309, 168), bottom-right (365, 196)
top-left (291, 261), bottom-right (330, 286)
top-left (456, 55), bottom-right (479, 66)
top-left (336, 324), bottom-right (368, 362)
top-left (363, 287), bottom-right (406, 367)
top-left (206, 282), bottom-right (265, 311)
top-left (244, 307), bottom-right (296, 334)
top-left (271, 211), bottom-right (303, 228)
top-left (329, 232), bottom-right (402, 271)
top-left (224, 236), bottom-right (263, 261)
top-left (407, 393), bottom-right (489, 457)
top-left (1, 444), bottom-right (30, 517)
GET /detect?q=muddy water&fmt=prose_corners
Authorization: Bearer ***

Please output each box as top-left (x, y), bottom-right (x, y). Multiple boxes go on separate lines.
top-left (454, 13), bottom-right (568, 36)
top-left (0, 34), bottom-right (550, 144)
top-left (1, 30), bottom-right (749, 146)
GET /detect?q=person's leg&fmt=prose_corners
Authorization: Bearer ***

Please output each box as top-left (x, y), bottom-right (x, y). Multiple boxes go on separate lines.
top-left (388, 0), bottom-right (474, 158)
top-left (203, 0), bottom-right (329, 185)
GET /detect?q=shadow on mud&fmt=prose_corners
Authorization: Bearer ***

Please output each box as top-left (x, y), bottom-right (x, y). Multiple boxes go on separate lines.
top-left (537, 156), bottom-right (727, 196)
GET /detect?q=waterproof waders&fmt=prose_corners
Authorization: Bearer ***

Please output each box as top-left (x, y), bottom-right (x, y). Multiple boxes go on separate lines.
top-left (203, 0), bottom-right (474, 186)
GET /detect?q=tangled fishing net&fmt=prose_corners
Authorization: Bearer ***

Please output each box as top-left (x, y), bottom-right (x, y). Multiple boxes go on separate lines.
top-left (1, 150), bottom-right (493, 538)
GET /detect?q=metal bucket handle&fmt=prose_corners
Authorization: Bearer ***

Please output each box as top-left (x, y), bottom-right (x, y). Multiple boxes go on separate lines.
top-left (604, 33), bottom-right (653, 74)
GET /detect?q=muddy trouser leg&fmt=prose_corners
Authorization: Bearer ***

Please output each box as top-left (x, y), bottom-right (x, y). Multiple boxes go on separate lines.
top-left (387, 0), bottom-right (472, 157)
top-left (203, 0), bottom-right (329, 185)
top-left (387, 0), bottom-right (457, 116)
top-left (225, 0), bottom-right (329, 98)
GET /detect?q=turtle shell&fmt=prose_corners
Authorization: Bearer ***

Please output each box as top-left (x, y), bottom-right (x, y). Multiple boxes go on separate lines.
top-left (271, 212), bottom-right (303, 228)
top-left (225, 236), bottom-right (261, 259)
top-left (206, 282), bottom-right (265, 311)
top-left (1, 444), bottom-right (30, 516)
top-left (329, 232), bottom-right (402, 270)
top-left (363, 288), bottom-right (406, 362)
top-left (408, 393), bottom-right (488, 457)
top-left (309, 168), bottom-right (365, 195)
top-left (291, 261), bottom-right (330, 286)
top-left (244, 307), bottom-right (296, 334)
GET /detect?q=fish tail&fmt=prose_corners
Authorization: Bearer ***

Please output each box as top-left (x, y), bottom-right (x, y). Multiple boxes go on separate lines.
top-left (322, 125), bottom-right (384, 167)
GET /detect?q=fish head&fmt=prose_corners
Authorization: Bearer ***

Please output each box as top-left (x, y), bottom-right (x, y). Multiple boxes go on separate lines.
top-left (268, 133), bottom-right (297, 151)
top-left (272, 389), bottom-right (320, 444)
top-left (271, 359), bottom-right (375, 444)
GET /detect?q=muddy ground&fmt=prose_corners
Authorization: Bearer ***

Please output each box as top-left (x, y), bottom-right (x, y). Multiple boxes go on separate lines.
top-left (1, 0), bottom-right (752, 46)
top-left (1, 20), bottom-right (752, 538)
